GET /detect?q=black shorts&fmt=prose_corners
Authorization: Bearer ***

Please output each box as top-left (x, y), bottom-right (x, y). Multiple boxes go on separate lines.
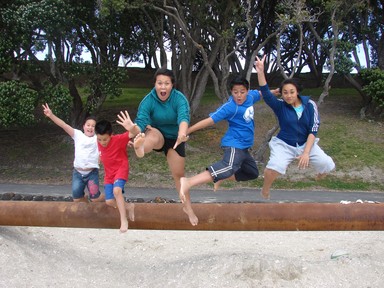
top-left (154, 137), bottom-right (186, 157)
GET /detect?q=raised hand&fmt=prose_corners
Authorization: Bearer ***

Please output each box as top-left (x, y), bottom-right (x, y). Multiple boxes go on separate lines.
top-left (116, 110), bottom-right (136, 132)
top-left (254, 55), bottom-right (266, 73)
top-left (42, 103), bottom-right (53, 118)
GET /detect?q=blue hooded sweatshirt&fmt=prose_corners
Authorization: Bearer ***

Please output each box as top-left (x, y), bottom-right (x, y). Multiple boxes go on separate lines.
top-left (260, 84), bottom-right (320, 147)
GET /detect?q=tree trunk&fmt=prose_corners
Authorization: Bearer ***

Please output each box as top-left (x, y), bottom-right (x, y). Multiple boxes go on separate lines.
top-left (68, 79), bottom-right (84, 128)
top-left (252, 122), bottom-right (279, 163)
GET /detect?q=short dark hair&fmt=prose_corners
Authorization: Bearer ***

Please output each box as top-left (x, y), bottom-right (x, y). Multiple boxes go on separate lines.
top-left (84, 115), bottom-right (97, 124)
top-left (229, 76), bottom-right (249, 90)
top-left (154, 68), bottom-right (175, 85)
top-left (279, 78), bottom-right (303, 94)
top-left (95, 120), bottom-right (113, 135)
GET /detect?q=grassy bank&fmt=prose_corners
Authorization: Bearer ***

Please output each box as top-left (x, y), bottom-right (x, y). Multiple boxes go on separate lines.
top-left (0, 86), bottom-right (383, 192)
top-left (107, 86), bottom-right (384, 192)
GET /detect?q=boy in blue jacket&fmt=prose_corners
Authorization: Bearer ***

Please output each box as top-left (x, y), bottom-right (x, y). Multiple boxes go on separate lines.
top-left (255, 55), bottom-right (335, 199)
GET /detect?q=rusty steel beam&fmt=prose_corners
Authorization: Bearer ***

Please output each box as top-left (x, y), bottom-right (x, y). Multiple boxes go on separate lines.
top-left (0, 201), bottom-right (383, 231)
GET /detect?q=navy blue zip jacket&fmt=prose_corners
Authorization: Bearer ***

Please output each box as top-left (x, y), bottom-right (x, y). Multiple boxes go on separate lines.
top-left (260, 84), bottom-right (320, 147)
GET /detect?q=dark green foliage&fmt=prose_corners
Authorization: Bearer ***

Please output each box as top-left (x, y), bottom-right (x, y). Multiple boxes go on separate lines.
top-left (0, 81), bottom-right (38, 128)
top-left (39, 83), bottom-right (72, 122)
top-left (360, 68), bottom-right (384, 109)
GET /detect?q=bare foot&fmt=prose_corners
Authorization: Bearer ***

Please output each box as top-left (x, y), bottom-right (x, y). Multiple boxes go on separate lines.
top-left (179, 177), bottom-right (189, 203)
top-left (213, 180), bottom-right (222, 192)
top-left (73, 196), bottom-right (88, 203)
top-left (133, 133), bottom-right (145, 158)
top-left (120, 218), bottom-right (128, 233)
top-left (183, 206), bottom-right (198, 226)
top-left (125, 202), bottom-right (135, 221)
top-left (261, 188), bottom-right (270, 200)
top-left (315, 173), bottom-right (327, 181)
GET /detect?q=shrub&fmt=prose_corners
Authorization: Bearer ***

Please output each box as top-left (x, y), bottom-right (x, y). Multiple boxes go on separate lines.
top-left (0, 80), bottom-right (38, 129)
top-left (359, 68), bottom-right (384, 109)
top-left (39, 83), bottom-right (72, 123)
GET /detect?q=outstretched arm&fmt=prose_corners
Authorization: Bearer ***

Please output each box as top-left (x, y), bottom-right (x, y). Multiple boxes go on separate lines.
top-left (258, 88), bottom-right (280, 100)
top-left (187, 117), bottom-right (214, 135)
top-left (173, 121), bottom-right (189, 149)
top-left (173, 117), bottom-right (214, 149)
top-left (42, 103), bottom-right (74, 137)
top-left (116, 110), bottom-right (141, 137)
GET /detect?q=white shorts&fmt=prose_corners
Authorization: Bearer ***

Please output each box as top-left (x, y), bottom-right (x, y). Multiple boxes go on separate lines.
top-left (266, 136), bottom-right (335, 175)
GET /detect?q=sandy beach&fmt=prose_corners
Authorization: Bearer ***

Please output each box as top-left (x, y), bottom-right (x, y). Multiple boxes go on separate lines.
top-left (1, 226), bottom-right (383, 287)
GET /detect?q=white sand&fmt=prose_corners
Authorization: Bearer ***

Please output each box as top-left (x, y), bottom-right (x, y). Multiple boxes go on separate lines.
top-left (1, 227), bottom-right (383, 287)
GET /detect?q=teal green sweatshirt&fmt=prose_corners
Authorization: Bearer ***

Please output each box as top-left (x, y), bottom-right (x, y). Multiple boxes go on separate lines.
top-left (135, 88), bottom-right (190, 139)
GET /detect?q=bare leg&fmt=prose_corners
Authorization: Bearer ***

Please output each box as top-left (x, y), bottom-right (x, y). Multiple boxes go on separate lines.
top-left (133, 133), bottom-right (146, 158)
top-left (213, 175), bottom-right (235, 191)
top-left (213, 180), bottom-right (222, 192)
top-left (125, 202), bottom-right (135, 221)
top-left (179, 170), bottom-right (213, 226)
top-left (261, 168), bottom-right (280, 199)
top-left (315, 173), bottom-right (327, 181)
top-left (167, 149), bottom-right (199, 226)
top-left (180, 177), bottom-right (198, 226)
top-left (113, 188), bottom-right (128, 233)
top-left (134, 127), bottom-right (164, 158)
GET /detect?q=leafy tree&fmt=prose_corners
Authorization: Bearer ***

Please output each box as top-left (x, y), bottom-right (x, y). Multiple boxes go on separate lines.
top-left (0, 0), bottom-right (148, 127)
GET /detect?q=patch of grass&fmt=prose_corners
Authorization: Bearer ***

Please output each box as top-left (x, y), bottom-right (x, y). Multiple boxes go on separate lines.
top-left (270, 177), bottom-right (384, 191)
top-left (103, 88), bottom-right (149, 109)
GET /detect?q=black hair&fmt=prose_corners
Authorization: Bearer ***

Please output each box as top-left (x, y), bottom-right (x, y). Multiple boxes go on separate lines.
top-left (229, 75), bottom-right (249, 90)
top-left (154, 68), bottom-right (175, 85)
top-left (95, 120), bottom-right (113, 135)
top-left (279, 78), bottom-right (303, 94)
top-left (84, 115), bottom-right (97, 123)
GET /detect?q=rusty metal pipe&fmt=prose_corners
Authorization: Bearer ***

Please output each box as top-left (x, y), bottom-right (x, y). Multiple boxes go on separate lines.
top-left (0, 201), bottom-right (383, 231)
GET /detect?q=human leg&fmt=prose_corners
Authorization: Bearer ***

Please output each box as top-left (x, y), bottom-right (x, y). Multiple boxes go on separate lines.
top-left (133, 127), bottom-right (164, 158)
top-left (308, 139), bottom-right (336, 176)
top-left (209, 147), bottom-right (245, 191)
top-left (86, 169), bottom-right (105, 202)
top-left (213, 175), bottom-right (235, 191)
top-left (215, 155), bottom-right (259, 192)
top-left (113, 186), bottom-right (128, 233)
top-left (233, 151), bottom-right (259, 182)
top-left (72, 169), bottom-right (87, 202)
top-left (261, 137), bottom-right (294, 199)
top-left (180, 170), bottom-right (213, 202)
top-left (125, 202), bottom-right (135, 222)
top-left (261, 168), bottom-right (280, 199)
top-left (179, 176), bottom-right (199, 226)
top-left (167, 148), bottom-right (198, 226)
top-left (104, 181), bottom-right (130, 232)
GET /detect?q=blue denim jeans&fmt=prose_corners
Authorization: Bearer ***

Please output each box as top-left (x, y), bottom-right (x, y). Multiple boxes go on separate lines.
top-left (72, 168), bottom-right (101, 200)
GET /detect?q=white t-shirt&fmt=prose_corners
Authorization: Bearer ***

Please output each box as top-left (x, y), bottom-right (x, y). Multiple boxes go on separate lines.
top-left (72, 129), bottom-right (99, 170)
